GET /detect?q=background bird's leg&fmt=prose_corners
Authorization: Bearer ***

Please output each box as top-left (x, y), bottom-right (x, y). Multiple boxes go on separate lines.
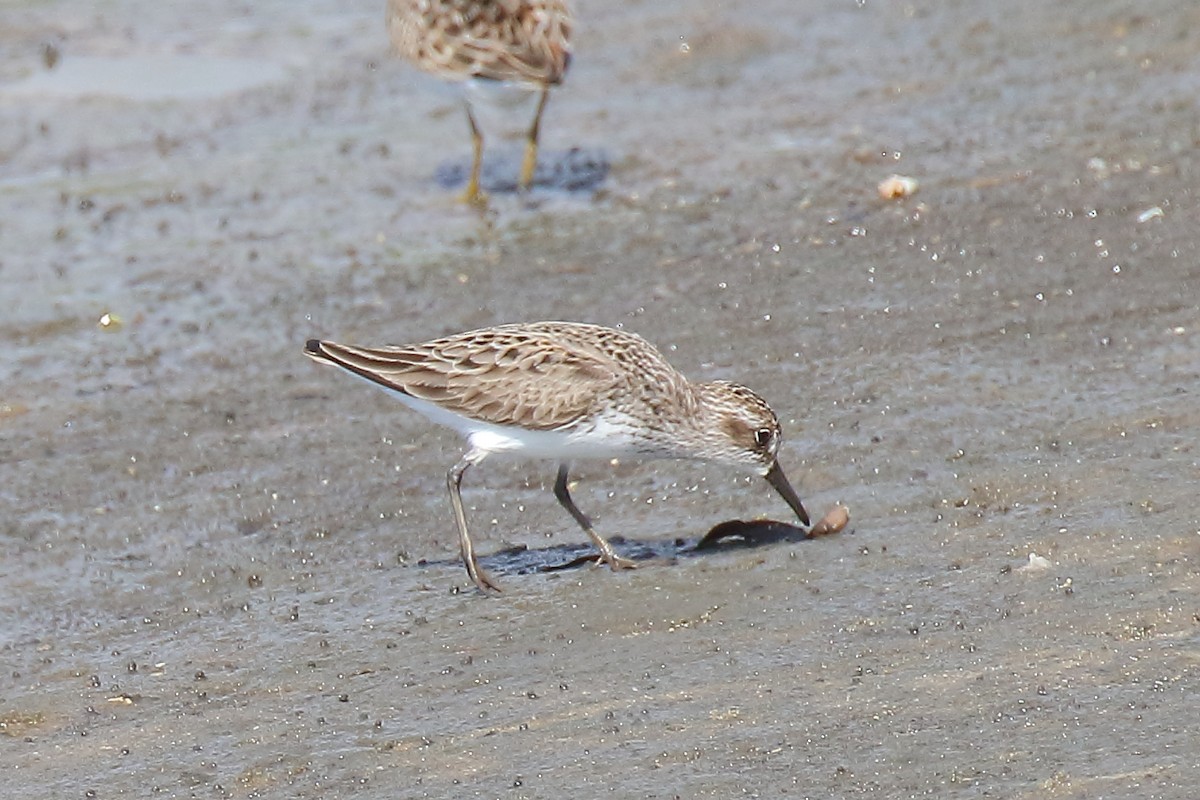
top-left (461, 102), bottom-right (488, 207)
top-left (519, 87), bottom-right (551, 192)
top-left (448, 449), bottom-right (500, 592)
top-left (553, 463), bottom-right (637, 570)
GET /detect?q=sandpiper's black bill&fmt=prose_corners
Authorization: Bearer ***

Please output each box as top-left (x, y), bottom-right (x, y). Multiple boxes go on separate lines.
top-left (764, 462), bottom-right (810, 527)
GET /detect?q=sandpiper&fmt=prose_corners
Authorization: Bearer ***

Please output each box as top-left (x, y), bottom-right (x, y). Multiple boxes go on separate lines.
top-left (386, 0), bottom-right (573, 205)
top-left (304, 322), bottom-right (810, 593)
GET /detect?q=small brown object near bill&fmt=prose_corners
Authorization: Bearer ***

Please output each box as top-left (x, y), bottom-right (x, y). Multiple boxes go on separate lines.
top-left (806, 504), bottom-right (850, 537)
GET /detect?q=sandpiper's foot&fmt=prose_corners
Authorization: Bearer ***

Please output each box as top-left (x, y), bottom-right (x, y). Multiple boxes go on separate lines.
top-left (604, 553), bottom-right (638, 571)
top-left (458, 184), bottom-right (489, 209)
top-left (466, 558), bottom-right (502, 594)
top-left (594, 546), bottom-right (637, 572)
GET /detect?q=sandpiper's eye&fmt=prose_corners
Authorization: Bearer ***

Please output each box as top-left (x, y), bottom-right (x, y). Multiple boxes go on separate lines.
top-left (754, 428), bottom-right (773, 448)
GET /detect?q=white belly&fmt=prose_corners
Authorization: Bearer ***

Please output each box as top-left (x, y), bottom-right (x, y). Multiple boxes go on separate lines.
top-left (365, 378), bottom-right (645, 460)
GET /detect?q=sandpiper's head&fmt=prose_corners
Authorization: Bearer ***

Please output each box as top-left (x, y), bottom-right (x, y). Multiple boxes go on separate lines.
top-left (693, 381), bottom-right (785, 471)
top-left (694, 381), bottom-right (810, 526)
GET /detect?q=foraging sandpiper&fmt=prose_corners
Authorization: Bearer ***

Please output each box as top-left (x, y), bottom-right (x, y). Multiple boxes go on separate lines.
top-left (305, 321), bottom-right (809, 593)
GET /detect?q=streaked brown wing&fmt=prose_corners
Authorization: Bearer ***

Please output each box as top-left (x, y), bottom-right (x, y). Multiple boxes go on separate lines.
top-left (388, 0), bottom-right (571, 86)
top-left (306, 330), bottom-right (619, 431)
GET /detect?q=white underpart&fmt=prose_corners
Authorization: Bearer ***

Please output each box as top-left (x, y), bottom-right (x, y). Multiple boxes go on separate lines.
top-left (364, 378), bottom-right (647, 460)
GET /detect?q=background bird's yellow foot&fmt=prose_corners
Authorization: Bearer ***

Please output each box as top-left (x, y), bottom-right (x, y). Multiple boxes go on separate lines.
top-left (457, 184), bottom-right (489, 208)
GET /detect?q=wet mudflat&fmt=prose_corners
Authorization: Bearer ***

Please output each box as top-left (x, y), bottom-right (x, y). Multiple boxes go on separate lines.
top-left (2, 1), bottom-right (1198, 797)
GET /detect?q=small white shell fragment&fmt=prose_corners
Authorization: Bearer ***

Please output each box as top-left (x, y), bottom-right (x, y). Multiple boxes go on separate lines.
top-left (1018, 552), bottom-right (1052, 572)
top-left (98, 311), bottom-right (124, 332)
top-left (877, 174), bottom-right (919, 199)
top-left (1136, 206), bottom-right (1164, 223)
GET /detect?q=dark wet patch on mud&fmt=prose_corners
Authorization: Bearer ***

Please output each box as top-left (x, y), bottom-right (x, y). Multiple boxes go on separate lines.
top-left (433, 146), bottom-right (611, 193)
top-left (417, 517), bottom-right (830, 581)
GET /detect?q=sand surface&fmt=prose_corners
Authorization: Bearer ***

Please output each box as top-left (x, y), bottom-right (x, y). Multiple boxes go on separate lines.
top-left (2, 1), bottom-right (1198, 797)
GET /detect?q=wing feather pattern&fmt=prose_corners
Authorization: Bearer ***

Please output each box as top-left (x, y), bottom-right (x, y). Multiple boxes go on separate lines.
top-left (387, 0), bottom-right (572, 87)
top-left (306, 324), bottom-right (624, 431)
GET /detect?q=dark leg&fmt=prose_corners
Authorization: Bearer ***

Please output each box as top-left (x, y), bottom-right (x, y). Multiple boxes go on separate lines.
top-left (447, 450), bottom-right (500, 593)
top-left (519, 87), bottom-right (551, 192)
top-left (553, 463), bottom-right (637, 571)
top-left (460, 103), bottom-right (488, 207)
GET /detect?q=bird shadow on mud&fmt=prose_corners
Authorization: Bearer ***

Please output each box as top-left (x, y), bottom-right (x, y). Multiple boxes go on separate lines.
top-left (416, 519), bottom-right (840, 581)
top-left (433, 146), bottom-right (610, 193)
